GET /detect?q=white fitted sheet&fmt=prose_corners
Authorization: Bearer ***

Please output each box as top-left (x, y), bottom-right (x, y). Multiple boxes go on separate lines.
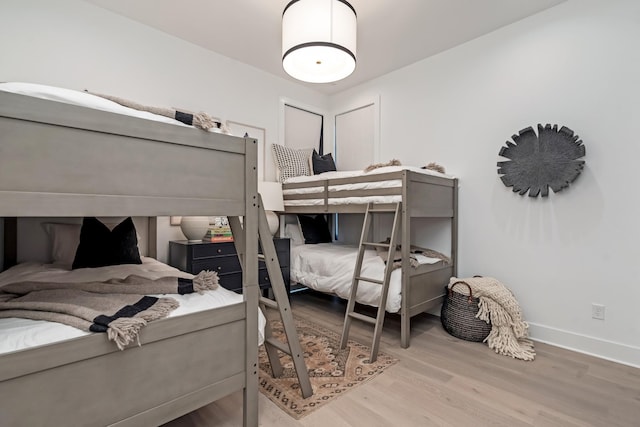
top-left (0, 257), bottom-right (265, 354)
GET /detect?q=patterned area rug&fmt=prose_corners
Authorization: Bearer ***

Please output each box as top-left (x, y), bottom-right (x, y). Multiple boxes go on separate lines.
top-left (259, 317), bottom-right (398, 419)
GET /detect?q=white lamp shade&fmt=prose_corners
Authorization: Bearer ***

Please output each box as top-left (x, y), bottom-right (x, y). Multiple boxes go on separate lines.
top-left (265, 211), bottom-right (280, 236)
top-left (258, 181), bottom-right (284, 212)
top-left (282, 0), bottom-right (357, 83)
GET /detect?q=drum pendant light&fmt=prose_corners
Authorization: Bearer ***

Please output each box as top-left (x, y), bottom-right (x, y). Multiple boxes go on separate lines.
top-left (282, 0), bottom-right (357, 83)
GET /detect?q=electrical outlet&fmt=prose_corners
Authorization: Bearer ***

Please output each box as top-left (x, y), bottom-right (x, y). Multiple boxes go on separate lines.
top-left (592, 303), bottom-right (605, 320)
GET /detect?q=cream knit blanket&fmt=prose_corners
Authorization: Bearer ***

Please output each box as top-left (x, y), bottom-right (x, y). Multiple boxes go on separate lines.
top-left (448, 276), bottom-right (535, 361)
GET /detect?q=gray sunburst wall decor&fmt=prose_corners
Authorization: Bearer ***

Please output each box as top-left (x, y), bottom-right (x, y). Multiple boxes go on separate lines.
top-left (497, 124), bottom-right (586, 197)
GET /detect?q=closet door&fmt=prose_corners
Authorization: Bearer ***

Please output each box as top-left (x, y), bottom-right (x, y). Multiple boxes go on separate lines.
top-left (335, 103), bottom-right (376, 170)
top-left (284, 104), bottom-right (323, 151)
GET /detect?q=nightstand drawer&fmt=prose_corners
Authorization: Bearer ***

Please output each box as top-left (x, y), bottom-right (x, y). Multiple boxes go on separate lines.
top-left (219, 269), bottom-right (273, 293)
top-left (273, 249), bottom-right (290, 268)
top-left (262, 268), bottom-right (289, 287)
top-left (191, 241), bottom-right (288, 265)
top-left (169, 238), bottom-right (291, 296)
top-left (191, 258), bottom-right (282, 276)
top-left (192, 255), bottom-right (241, 275)
top-left (192, 241), bottom-right (236, 259)
top-left (261, 238), bottom-right (290, 254)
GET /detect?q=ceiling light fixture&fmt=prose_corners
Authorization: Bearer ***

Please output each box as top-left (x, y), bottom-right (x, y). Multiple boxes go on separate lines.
top-left (282, 0), bottom-right (357, 84)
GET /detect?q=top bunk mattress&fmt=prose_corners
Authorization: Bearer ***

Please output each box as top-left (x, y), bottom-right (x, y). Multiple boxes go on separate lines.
top-left (285, 165), bottom-right (454, 186)
top-left (0, 257), bottom-right (265, 354)
top-left (283, 165), bottom-right (456, 208)
top-left (0, 82), bottom-right (226, 132)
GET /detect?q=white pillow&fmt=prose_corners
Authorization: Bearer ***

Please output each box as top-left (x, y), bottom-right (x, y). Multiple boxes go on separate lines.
top-left (42, 223), bottom-right (82, 267)
top-left (271, 144), bottom-right (313, 183)
top-left (284, 223), bottom-right (305, 246)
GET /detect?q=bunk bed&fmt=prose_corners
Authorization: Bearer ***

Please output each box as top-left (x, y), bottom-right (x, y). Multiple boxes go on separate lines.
top-left (282, 166), bottom-right (458, 348)
top-left (0, 86), bottom-right (261, 426)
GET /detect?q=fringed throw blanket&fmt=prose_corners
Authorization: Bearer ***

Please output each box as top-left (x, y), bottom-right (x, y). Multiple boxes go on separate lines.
top-left (86, 90), bottom-right (229, 133)
top-left (363, 159), bottom-right (402, 172)
top-left (448, 276), bottom-right (535, 361)
top-left (0, 271), bottom-right (218, 350)
top-left (375, 238), bottom-right (451, 269)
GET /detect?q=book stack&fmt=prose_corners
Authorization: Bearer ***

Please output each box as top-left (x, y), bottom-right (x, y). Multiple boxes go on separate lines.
top-left (203, 224), bottom-right (233, 242)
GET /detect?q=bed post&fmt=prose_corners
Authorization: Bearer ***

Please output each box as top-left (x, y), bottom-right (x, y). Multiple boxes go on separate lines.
top-left (146, 217), bottom-right (158, 259)
top-left (400, 172), bottom-right (411, 348)
top-left (242, 136), bottom-right (259, 427)
top-left (452, 179), bottom-right (459, 277)
top-left (2, 217), bottom-right (17, 271)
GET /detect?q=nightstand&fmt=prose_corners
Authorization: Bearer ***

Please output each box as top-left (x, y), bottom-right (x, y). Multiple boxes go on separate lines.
top-left (169, 238), bottom-right (291, 295)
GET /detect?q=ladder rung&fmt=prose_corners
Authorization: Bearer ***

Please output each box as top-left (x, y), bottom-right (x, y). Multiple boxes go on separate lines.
top-left (348, 311), bottom-right (377, 325)
top-left (355, 276), bottom-right (384, 285)
top-left (362, 241), bottom-right (391, 249)
top-left (257, 254), bottom-right (266, 261)
top-left (368, 208), bottom-right (398, 213)
top-left (264, 337), bottom-right (291, 355)
top-left (259, 296), bottom-right (278, 309)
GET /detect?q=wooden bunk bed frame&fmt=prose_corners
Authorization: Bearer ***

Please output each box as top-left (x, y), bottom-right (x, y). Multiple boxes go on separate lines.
top-left (0, 91), bottom-right (260, 426)
top-left (282, 170), bottom-right (458, 348)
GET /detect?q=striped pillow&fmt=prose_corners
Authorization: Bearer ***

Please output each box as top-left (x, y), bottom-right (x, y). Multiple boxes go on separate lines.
top-left (272, 144), bottom-right (314, 183)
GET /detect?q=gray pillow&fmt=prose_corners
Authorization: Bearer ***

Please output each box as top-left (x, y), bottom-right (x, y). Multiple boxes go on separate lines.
top-left (72, 217), bottom-right (141, 269)
top-left (312, 149), bottom-right (337, 174)
top-left (297, 215), bottom-right (332, 244)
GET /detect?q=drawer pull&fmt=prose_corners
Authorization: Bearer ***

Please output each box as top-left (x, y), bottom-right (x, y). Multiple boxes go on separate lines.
top-left (217, 249), bottom-right (222, 253)
top-left (217, 266), bottom-right (222, 271)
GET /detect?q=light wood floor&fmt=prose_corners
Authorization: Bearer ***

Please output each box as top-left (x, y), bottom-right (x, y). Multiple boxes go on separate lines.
top-left (164, 291), bottom-right (640, 427)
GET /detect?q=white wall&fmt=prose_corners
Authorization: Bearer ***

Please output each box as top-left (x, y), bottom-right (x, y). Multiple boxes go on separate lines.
top-left (330, 0), bottom-right (640, 367)
top-left (0, 0), bottom-right (328, 262)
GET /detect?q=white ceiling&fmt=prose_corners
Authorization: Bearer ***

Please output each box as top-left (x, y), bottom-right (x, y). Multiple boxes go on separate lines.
top-left (83, 0), bottom-right (565, 95)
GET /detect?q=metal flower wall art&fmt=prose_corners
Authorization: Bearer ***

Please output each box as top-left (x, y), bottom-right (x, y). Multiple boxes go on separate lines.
top-left (497, 124), bottom-right (585, 197)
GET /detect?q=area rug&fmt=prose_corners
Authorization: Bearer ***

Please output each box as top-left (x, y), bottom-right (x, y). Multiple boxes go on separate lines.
top-left (258, 317), bottom-right (398, 419)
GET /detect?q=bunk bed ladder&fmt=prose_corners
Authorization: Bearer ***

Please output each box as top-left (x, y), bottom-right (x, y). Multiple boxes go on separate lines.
top-left (340, 202), bottom-right (401, 363)
top-left (229, 197), bottom-right (313, 399)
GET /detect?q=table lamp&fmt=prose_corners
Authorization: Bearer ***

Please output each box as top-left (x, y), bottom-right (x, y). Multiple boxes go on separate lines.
top-left (258, 181), bottom-right (284, 235)
top-left (180, 216), bottom-right (210, 241)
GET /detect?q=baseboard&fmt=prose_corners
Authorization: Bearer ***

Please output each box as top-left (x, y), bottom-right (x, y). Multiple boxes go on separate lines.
top-left (528, 322), bottom-right (640, 369)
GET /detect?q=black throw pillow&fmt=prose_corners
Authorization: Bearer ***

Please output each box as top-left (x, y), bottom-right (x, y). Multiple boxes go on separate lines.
top-left (311, 149), bottom-right (337, 175)
top-left (297, 215), bottom-right (332, 244)
top-left (72, 217), bottom-right (142, 269)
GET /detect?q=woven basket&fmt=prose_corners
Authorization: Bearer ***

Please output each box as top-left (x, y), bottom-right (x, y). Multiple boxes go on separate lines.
top-left (440, 281), bottom-right (491, 342)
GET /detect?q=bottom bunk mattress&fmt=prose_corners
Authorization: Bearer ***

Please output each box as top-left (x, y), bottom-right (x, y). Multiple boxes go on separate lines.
top-left (0, 257), bottom-right (265, 354)
top-left (290, 243), bottom-right (444, 313)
